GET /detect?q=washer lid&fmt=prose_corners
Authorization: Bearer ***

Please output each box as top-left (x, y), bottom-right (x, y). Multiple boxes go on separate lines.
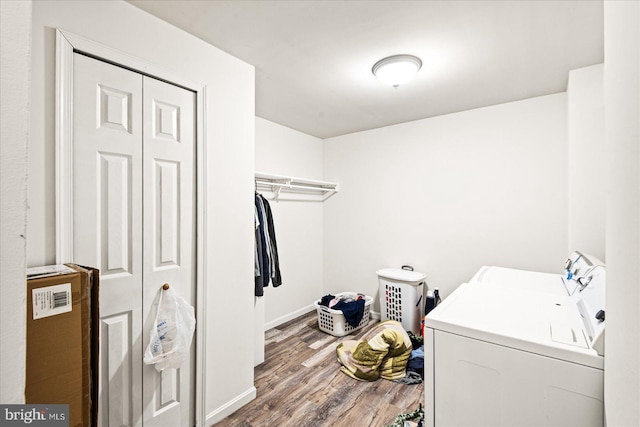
top-left (376, 268), bottom-right (426, 283)
top-left (471, 266), bottom-right (569, 296)
top-left (425, 282), bottom-right (603, 369)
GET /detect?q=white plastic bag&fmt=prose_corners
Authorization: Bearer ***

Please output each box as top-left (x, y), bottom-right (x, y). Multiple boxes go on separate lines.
top-left (143, 286), bottom-right (196, 371)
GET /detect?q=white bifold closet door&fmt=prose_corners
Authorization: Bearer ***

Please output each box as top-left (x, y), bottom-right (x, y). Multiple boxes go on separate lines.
top-left (72, 53), bottom-right (195, 427)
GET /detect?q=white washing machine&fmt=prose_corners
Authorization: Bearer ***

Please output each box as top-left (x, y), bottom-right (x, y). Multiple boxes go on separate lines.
top-left (424, 252), bottom-right (605, 427)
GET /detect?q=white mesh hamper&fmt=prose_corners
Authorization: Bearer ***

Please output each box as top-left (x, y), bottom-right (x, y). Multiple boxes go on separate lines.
top-left (377, 268), bottom-right (426, 334)
top-left (313, 292), bottom-right (373, 337)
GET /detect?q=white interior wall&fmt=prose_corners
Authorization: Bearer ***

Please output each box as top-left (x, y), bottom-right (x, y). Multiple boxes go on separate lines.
top-left (4, 2), bottom-right (634, 424)
top-left (255, 117), bottom-right (324, 329)
top-left (603, 2), bottom-right (640, 425)
top-left (0, 0), bottom-right (31, 404)
top-left (567, 64), bottom-right (605, 260)
top-left (26, 1), bottom-right (255, 424)
top-left (323, 94), bottom-right (568, 310)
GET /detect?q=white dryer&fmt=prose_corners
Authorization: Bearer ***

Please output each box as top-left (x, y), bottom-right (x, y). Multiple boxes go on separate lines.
top-left (424, 253), bottom-right (605, 427)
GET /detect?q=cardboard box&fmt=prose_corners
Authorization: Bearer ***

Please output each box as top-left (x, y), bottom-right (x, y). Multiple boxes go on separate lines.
top-left (26, 264), bottom-right (99, 427)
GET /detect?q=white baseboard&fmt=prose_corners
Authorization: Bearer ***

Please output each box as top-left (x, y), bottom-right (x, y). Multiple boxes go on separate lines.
top-left (264, 304), bottom-right (316, 330)
top-left (205, 386), bottom-right (257, 425)
top-left (370, 310), bottom-right (381, 320)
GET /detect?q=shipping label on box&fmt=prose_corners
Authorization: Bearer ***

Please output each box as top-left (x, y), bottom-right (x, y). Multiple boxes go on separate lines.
top-left (32, 283), bottom-right (72, 320)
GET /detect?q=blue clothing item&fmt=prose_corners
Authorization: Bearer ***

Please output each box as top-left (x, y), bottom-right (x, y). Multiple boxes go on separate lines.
top-left (407, 345), bottom-right (425, 371)
top-left (411, 346), bottom-right (424, 359)
top-left (407, 357), bottom-right (424, 371)
top-left (332, 299), bottom-right (366, 327)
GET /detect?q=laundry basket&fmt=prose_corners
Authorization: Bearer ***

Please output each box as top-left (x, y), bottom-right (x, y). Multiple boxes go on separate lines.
top-left (313, 292), bottom-right (373, 337)
top-left (377, 268), bottom-right (426, 334)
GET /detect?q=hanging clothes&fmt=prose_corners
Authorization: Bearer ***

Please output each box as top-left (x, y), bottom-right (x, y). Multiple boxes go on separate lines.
top-left (254, 193), bottom-right (282, 296)
top-left (260, 194), bottom-right (282, 288)
top-left (254, 194), bottom-right (269, 296)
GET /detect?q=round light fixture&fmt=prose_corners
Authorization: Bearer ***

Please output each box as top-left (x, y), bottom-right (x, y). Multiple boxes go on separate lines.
top-left (372, 54), bottom-right (422, 88)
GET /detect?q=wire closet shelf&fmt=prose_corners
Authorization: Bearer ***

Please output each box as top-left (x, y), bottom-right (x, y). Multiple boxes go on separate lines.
top-left (255, 171), bottom-right (339, 201)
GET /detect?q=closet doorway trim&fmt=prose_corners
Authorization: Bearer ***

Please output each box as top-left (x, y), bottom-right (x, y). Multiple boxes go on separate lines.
top-left (54, 28), bottom-right (208, 427)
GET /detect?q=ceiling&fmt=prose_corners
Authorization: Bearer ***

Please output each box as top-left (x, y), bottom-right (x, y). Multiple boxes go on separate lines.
top-left (128, 0), bottom-right (603, 139)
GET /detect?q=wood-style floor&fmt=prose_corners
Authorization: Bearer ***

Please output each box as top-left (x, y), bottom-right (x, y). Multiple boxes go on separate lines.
top-left (216, 311), bottom-right (424, 427)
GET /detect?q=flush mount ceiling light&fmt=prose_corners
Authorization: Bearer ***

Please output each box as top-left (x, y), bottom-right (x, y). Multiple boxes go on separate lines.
top-left (372, 54), bottom-right (423, 88)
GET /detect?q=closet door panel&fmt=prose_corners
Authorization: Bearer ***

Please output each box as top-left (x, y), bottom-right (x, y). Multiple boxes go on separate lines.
top-left (142, 75), bottom-right (196, 427)
top-left (99, 152), bottom-right (133, 275)
top-left (73, 53), bottom-right (143, 427)
top-left (101, 312), bottom-right (133, 427)
top-left (154, 159), bottom-right (180, 268)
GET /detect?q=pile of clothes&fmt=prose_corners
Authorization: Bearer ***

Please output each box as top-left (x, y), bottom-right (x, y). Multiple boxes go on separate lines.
top-left (401, 331), bottom-right (424, 385)
top-left (336, 320), bottom-right (413, 382)
top-left (334, 320), bottom-right (426, 386)
top-left (318, 293), bottom-right (366, 327)
top-left (385, 404), bottom-right (424, 427)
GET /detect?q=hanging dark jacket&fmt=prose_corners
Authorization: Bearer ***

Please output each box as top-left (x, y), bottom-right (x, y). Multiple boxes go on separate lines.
top-left (259, 194), bottom-right (282, 287)
top-left (255, 194), bottom-right (270, 296)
